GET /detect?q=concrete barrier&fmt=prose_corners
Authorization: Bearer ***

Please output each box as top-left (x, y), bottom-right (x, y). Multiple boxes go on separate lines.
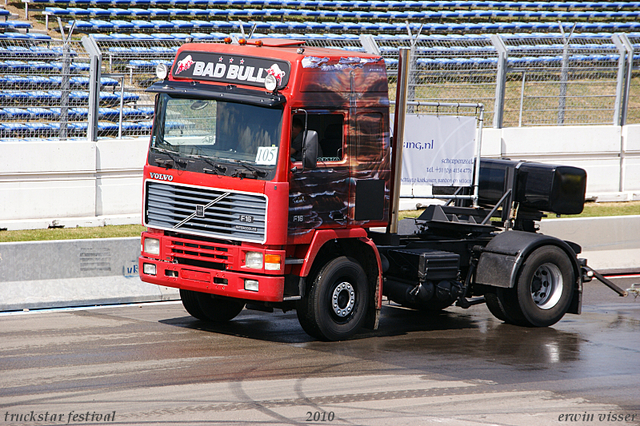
top-left (0, 237), bottom-right (178, 312)
top-left (539, 215), bottom-right (640, 273)
top-left (1, 216), bottom-right (638, 312)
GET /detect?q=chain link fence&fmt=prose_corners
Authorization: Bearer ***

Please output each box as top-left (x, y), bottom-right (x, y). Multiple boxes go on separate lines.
top-left (501, 33), bottom-right (622, 127)
top-left (0, 37), bottom-right (92, 140)
top-left (0, 32), bottom-right (638, 141)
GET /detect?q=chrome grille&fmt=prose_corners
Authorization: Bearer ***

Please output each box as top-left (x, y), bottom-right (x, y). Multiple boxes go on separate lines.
top-left (145, 181), bottom-right (267, 243)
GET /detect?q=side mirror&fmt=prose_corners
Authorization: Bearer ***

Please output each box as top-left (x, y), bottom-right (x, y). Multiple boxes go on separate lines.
top-left (302, 130), bottom-right (319, 170)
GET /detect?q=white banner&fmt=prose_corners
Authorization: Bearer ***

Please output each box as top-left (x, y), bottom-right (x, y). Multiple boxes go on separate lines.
top-left (400, 115), bottom-right (476, 187)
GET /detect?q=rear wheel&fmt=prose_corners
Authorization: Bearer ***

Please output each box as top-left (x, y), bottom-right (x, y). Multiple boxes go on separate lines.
top-left (514, 246), bottom-right (574, 327)
top-left (297, 256), bottom-right (370, 341)
top-left (485, 291), bottom-right (510, 322)
top-left (486, 246), bottom-right (574, 327)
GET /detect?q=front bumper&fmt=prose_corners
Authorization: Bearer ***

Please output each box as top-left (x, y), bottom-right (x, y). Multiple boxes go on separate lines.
top-left (139, 231), bottom-right (285, 302)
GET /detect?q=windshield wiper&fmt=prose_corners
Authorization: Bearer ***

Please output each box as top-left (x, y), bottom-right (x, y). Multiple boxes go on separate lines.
top-left (183, 153), bottom-right (228, 176)
top-left (229, 160), bottom-right (268, 179)
top-left (153, 146), bottom-right (187, 168)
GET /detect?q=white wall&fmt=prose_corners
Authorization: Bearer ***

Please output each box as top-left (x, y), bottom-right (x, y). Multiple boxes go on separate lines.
top-left (0, 137), bottom-right (149, 230)
top-left (1, 125), bottom-right (639, 230)
top-left (482, 125), bottom-right (634, 199)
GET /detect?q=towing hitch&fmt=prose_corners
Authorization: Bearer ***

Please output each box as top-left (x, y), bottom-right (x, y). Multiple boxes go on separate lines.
top-left (581, 265), bottom-right (629, 297)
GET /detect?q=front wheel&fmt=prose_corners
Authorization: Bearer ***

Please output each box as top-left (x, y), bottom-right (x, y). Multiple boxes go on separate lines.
top-left (297, 256), bottom-right (370, 341)
top-left (181, 289), bottom-right (245, 322)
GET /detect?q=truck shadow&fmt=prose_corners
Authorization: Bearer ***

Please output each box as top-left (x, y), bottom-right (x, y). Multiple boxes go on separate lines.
top-left (159, 303), bottom-right (583, 368)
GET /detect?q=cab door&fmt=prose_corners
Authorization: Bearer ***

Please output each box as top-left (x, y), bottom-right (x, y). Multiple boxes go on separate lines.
top-left (288, 111), bottom-right (351, 237)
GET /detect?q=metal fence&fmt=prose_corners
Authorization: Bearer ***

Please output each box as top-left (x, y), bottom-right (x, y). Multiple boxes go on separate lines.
top-left (0, 37), bottom-right (92, 140)
top-left (0, 32), bottom-right (638, 141)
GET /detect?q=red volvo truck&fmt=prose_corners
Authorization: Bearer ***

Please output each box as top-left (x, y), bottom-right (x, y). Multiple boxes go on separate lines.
top-left (139, 39), bottom-right (627, 341)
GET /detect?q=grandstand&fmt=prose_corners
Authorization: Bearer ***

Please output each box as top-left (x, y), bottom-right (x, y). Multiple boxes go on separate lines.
top-left (0, 0), bottom-right (639, 139)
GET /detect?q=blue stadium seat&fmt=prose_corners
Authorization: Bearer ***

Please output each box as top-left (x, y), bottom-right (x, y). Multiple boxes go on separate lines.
top-left (0, 75), bottom-right (30, 86)
top-left (190, 20), bottom-right (213, 30)
top-left (287, 22), bottom-right (308, 32)
top-left (90, 19), bottom-right (115, 30)
top-left (150, 20), bottom-right (176, 30)
top-left (121, 106), bottom-right (154, 118)
top-left (45, 7), bottom-right (74, 16)
top-left (2, 108), bottom-right (32, 119)
top-left (29, 90), bottom-right (61, 102)
top-left (341, 22), bottom-right (361, 32)
top-left (166, 8), bottom-right (192, 17)
top-left (106, 7), bottom-right (132, 16)
top-left (3, 21), bottom-right (32, 30)
top-left (107, 33), bottom-right (134, 41)
top-left (148, 8), bottom-right (171, 17)
top-left (27, 107), bottom-right (59, 119)
top-left (170, 20), bottom-right (196, 30)
top-left (0, 61), bottom-right (29, 71)
top-left (112, 20), bottom-right (136, 30)
top-left (358, 22), bottom-right (379, 32)
top-left (99, 107), bottom-right (120, 119)
top-left (130, 33), bottom-right (155, 40)
top-left (67, 108), bottom-right (89, 119)
top-left (1, 90), bottom-right (29, 101)
top-left (69, 122), bottom-right (89, 134)
top-left (85, 7), bottom-right (111, 17)
top-left (25, 123), bottom-right (53, 133)
top-left (0, 123), bottom-right (30, 136)
top-left (28, 76), bottom-right (56, 86)
top-left (132, 20), bottom-right (156, 30)
top-left (305, 22), bottom-right (325, 32)
top-left (354, 11), bottom-right (376, 19)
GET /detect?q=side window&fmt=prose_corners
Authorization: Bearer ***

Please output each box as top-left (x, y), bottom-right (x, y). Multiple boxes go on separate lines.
top-left (356, 112), bottom-right (383, 162)
top-left (292, 113), bottom-right (345, 163)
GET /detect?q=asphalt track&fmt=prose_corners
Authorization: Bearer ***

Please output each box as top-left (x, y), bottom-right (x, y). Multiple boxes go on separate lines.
top-left (0, 277), bottom-right (639, 426)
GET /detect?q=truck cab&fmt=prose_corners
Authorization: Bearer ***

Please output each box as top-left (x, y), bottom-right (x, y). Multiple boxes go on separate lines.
top-left (139, 39), bottom-right (390, 339)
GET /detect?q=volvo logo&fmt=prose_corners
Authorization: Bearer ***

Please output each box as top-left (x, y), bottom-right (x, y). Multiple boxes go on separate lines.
top-left (150, 173), bottom-right (173, 181)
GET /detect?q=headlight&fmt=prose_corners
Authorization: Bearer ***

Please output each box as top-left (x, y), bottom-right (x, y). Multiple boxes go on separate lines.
top-left (245, 252), bottom-right (263, 269)
top-left (144, 238), bottom-right (160, 256)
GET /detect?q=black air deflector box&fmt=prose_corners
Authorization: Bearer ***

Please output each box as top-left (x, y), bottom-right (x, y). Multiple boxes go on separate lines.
top-left (479, 159), bottom-right (587, 215)
top-left (384, 248), bottom-right (460, 282)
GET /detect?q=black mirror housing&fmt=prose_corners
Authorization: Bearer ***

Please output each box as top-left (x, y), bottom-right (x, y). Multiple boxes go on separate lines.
top-left (302, 130), bottom-right (319, 170)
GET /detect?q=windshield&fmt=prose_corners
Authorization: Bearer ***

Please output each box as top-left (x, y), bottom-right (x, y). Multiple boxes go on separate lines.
top-left (150, 93), bottom-right (283, 178)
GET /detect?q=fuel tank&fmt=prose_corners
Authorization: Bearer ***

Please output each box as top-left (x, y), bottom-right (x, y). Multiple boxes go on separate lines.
top-left (479, 159), bottom-right (587, 215)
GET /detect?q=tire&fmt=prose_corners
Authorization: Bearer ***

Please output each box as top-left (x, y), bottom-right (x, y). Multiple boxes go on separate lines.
top-left (297, 256), bottom-right (370, 341)
top-left (198, 293), bottom-right (245, 322)
top-left (513, 245), bottom-right (574, 327)
top-left (180, 289), bottom-right (245, 322)
top-left (180, 289), bottom-right (208, 321)
top-left (485, 286), bottom-right (529, 324)
top-left (485, 291), bottom-right (509, 322)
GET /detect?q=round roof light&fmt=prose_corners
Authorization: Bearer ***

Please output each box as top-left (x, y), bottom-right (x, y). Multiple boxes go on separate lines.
top-left (264, 74), bottom-right (277, 92)
top-left (155, 63), bottom-right (169, 80)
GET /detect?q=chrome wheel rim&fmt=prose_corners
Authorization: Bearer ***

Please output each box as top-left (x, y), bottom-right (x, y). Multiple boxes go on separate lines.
top-left (531, 263), bottom-right (563, 310)
top-left (332, 282), bottom-right (355, 318)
